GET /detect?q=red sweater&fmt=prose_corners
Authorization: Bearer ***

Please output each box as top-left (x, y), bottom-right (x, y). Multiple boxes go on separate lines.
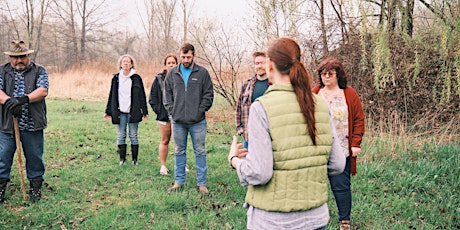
top-left (312, 85), bottom-right (365, 175)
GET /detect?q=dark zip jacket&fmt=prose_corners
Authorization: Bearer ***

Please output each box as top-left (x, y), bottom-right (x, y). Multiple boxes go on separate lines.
top-left (149, 72), bottom-right (169, 122)
top-left (163, 63), bottom-right (214, 124)
top-left (105, 73), bottom-right (148, 124)
top-left (0, 63), bottom-right (47, 134)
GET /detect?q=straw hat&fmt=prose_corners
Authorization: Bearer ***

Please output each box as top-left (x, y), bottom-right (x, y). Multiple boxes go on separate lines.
top-left (4, 40), bottom-right (34, 56)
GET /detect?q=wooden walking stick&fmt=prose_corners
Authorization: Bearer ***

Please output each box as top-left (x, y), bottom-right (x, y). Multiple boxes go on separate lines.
top-left (13, 116), bottom-right (27, 202)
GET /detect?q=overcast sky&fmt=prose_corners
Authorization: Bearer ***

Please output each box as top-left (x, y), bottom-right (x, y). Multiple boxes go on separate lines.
top-left (115, 0), bottom-right (252, 33)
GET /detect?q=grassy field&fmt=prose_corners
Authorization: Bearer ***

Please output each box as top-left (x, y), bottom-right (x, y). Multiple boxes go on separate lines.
top-left (0, 98), bottom-right (459, 229)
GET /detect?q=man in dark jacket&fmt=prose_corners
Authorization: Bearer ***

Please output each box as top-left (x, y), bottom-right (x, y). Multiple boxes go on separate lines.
top-left (0, 40), bottom-right (49, 203)
top-left (164, 43), bottom-right (214, 195)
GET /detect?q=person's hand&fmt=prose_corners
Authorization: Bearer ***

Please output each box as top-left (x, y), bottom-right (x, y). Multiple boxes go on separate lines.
top-left (15, 96), bottom-right (29, 105)
top-left (12, 106), bottom-right (22, 117)
top-left (228, 136), bottom-right (248, 167)
top-left (103, 113), bottom-right (111, 121)
top-left (351, 147), bottom-right (361, 157)
top-left (4, 96), bottom-right (28, 111)
top-left (4, 97), bottom-right (20, 111)
top-left (236, 128), bottom-right (244, 136)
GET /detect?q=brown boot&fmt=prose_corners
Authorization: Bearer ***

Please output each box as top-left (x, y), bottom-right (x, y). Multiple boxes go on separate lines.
top-left (339, 220), bottom-right (350, 230)
top-left (167, 184), bottom-right (182, 194)
top-left (197, 185), bottom-right (209, 195)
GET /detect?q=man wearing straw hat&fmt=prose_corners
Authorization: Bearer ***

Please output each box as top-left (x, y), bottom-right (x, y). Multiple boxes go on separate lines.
top-left (0, 40), bottom-right (49, 203)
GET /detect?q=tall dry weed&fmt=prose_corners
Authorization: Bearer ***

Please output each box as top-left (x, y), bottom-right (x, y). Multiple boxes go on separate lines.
top-left (48, 59), bottom-right (161, 101)
top-left (362, 110), bottom-right (459, 164)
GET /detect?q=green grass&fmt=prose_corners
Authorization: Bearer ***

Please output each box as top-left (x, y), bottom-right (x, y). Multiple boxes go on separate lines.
top-left (1, 99), bottom-right (459, 229)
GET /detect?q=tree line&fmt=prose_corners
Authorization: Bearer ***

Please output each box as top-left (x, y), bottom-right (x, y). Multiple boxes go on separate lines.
top-left (1, 0), bottom-right (459, 135)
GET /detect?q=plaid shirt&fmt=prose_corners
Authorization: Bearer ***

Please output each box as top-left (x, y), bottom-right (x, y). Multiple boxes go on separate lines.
top-left (235, 75), bottom-right (259, 141)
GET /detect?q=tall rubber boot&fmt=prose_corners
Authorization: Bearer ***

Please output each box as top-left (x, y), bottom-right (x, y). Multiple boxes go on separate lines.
top-left (132, 144), bottom-right (139, 165)
top-left (118, 144), bottom-right (127, 165)
top-left (0, 179), bottom-right (8, 203)
top-left (29, 178), bottom-right (43, 202)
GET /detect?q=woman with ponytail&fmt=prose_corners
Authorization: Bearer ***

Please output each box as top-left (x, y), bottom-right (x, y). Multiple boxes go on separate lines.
top-left (228, 37), bottom-right (345, 229)
top-left (149, 53), bottom-right (178, 175)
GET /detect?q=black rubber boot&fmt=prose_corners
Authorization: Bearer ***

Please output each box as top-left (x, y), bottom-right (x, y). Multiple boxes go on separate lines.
top-left (118, 144), bottom-right (127, 165)
top-left (29, 178), bottom-right (43, 202)
top-left (0, 179), bottom-right (8, 203)
top-left (132, 144), bottom-right (139, 165)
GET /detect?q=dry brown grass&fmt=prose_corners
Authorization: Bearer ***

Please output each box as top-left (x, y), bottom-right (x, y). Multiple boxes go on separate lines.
top-left (48, 59), bottom-right (160, 101)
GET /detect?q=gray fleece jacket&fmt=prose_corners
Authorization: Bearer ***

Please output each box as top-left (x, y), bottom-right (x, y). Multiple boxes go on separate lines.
top-left (163, 63), bottom-right (214, 124)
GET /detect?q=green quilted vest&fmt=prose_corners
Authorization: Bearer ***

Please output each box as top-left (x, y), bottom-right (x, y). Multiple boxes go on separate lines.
top-left (245, 83), bottom-right (332, 212)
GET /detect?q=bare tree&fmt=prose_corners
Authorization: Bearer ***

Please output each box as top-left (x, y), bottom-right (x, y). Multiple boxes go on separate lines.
top-left (137, 0), bottom-right (157, 60)
top-left (25, 0), bottom-right (52, 60)
top-left (0, 0), bottom-right (52, 61)
top-left (190, 22), bottom-right (247, 108)
top-left (76, 0), bottom-right (108, 62)
top-left (401, 0), bottom-right (415, 36)
top-left (250, 0), bottom-right (316, 50)
top-left (155, 0), bottom-right (177, 53)
top-left (180, 0), bottom-right (195, 43)
top-left (51, 0), bottom-right (81, 65)
top-left (50, 0), bottom-right (110, 65)
top-left (418, 0), bottom-right (460, 30)
top-left (329, 0), bottom-right (350, 44)
top-left (314, 0), bottom-right (329, 55)
top-left (0, 1), bottom-right (21, 39)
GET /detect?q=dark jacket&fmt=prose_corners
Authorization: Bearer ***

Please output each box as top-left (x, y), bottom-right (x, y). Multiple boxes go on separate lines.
top-left (0, 63), bottom-right (47, 134)
top-left (163, 63), bottom-right (214, 124)
top-left (105, 73), bottom-right (148, 124)
top-left (149, 73), bottom-right (169, 122)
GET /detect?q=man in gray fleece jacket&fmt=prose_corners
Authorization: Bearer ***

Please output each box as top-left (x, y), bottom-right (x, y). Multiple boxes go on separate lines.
top-left (163, 43), bottom-right (214, 195)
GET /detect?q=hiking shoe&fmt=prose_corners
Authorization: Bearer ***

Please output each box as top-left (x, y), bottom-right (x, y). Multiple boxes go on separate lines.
top-left (167, 184), bottom-right (182, 194)
top-left (160, 165), bottom-right (169, 175)
top-left (339, 220), bottom-right (350, 230)
top-left (29, 178), bottom-right (43, 203)
top-left (0, 179), bottom-right (7, 203)
top-left (197, 186), bottom-right (209, 195)
top-left (0, 190), bottom-right (5, 203)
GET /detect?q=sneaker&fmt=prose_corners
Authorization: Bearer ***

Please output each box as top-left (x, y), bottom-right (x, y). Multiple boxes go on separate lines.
top-left (160, 165), bottom-right (169, 175)
top-left (132, 160), bottom-right (138, 166)
top-left (167, 184), bottom-right (182, 194)
top-left (197, 185), bottom-right (209, 195)
top-left (119, 160), bottom-right (125, 165)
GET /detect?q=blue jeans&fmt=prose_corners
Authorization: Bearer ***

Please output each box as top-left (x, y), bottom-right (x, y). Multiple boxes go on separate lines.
top-left (0, 130), bottom-right (45, 180)
top-left (329, 157), bottom-right (351, 221)
top-left (117, 113), bottom-right (139, 145)
top-left (171, 119), bottom-right (207, 186)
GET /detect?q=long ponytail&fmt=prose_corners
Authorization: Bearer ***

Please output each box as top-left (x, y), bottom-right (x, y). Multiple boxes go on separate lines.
top-left (267, 37), bottom-right (317, 145)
